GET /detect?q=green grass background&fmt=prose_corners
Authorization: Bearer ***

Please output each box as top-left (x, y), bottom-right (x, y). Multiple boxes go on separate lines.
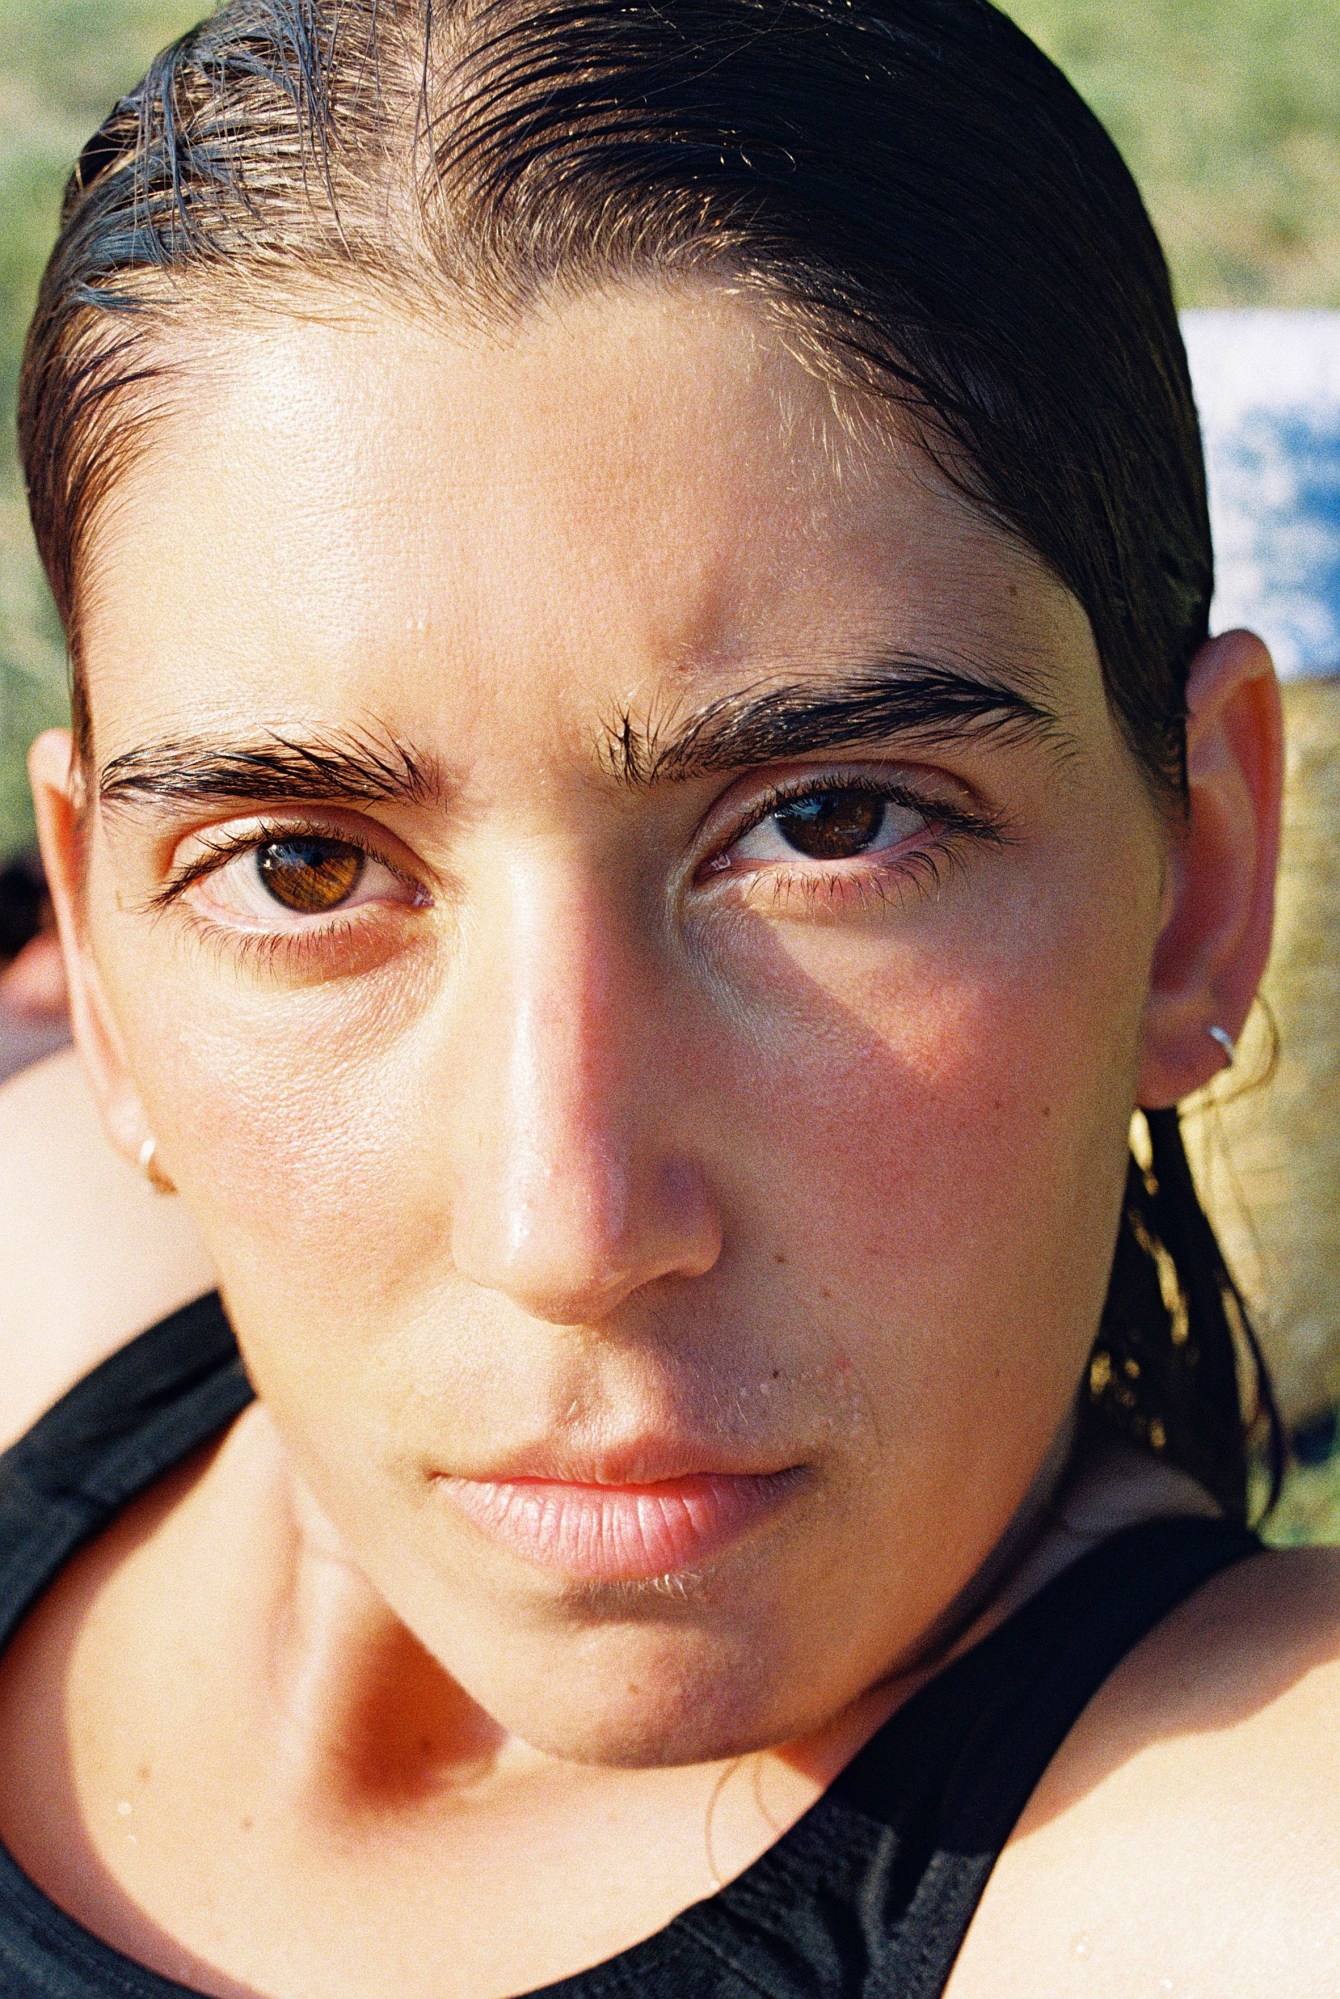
top-left (3, 2), bottom-right (1340, 1538)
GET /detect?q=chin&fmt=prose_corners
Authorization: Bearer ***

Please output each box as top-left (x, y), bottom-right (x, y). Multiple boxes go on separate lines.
top-left (508, 1687), bottom-right (793, 1770)
top-left (430, 1591), bottom-right (800, 1767)
top-left (532, 1607), bottom-right (844, 1767)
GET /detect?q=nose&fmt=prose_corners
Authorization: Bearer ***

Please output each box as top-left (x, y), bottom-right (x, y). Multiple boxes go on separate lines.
top-left (447, 858), bottom-right (722, 1325)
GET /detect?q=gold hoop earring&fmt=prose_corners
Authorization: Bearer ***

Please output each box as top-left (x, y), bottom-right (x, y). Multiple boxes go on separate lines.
top-left (137, 1134), bottom-right (177, 1196)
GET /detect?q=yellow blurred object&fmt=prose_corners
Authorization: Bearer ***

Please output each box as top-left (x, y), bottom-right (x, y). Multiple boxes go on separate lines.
top-left (1188, 675), bottom-right (1340, 1425)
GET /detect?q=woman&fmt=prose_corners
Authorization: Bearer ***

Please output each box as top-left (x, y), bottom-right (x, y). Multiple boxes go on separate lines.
top-left (1, 1), bottom-right (1336, 1993)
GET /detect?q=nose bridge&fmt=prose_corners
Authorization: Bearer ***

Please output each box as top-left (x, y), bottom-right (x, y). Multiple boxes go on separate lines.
top-left (449, 848), bottom-right (719, 1321)
top-left (495, 862), bottom-right (629, 1255)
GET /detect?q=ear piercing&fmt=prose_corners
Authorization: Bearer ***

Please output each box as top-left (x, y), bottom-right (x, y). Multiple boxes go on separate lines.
top-left (137, 1134), bottom-right (177, 1196)
top-left (1207, 1024), bottom-right (1236, 1068)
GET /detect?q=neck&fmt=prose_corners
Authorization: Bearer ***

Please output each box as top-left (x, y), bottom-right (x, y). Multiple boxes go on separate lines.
top-left (253, 1400), bottom-right (1215, 1830)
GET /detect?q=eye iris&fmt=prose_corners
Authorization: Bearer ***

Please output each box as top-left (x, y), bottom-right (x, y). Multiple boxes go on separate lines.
top-left (774, 790), bottom-right (887, 860)
top-left (257, 840), bottom-right (364, 913)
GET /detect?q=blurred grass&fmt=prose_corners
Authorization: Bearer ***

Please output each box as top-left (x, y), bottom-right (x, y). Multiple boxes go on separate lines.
top-left (1186, 678), bottom-right (1340, 1547)
top-left (1189, 681), bottom-right (1340, 1422)
top-left (3, 3), bottom-right (1340, 1533)
top-left (1010, 0), bottom-right (1340, 309)
top-left (0, 0), bottom-right (204, 851)
top-left (1268, 1448), bottom-right (1340, 1547)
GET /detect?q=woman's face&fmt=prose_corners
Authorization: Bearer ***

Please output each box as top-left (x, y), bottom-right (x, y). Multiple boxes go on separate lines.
top-left (62, 283), bottom-right (1170, 1762)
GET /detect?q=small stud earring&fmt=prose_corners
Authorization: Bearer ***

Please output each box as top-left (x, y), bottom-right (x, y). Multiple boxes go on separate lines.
top-left (137, 1134), bottom-right (177, 1196)
top-left (1207, 1024), bottom-right (1236, 1068)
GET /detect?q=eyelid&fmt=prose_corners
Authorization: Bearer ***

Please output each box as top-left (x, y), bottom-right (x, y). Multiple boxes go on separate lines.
top-left (702, 761), bottom-right (1000, 864)
top-left (735, 772), bottom-right (927, 841)
top-left (151, 812), bottom-right (428, 910)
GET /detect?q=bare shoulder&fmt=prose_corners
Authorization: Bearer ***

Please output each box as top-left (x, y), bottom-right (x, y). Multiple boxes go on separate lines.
top-left (951, 1542), bottom-right (1340, 1996)
top-left (0, 1050), bottom-right (214, 1453)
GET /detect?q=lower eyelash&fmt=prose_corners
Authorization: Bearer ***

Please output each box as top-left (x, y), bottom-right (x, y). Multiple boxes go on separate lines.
top-left (742, 828), bottom-right (985, 917)
top-left (171, 903), bottom-right (373, 972)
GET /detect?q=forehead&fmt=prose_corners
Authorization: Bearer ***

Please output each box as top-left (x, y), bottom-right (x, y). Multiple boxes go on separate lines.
top-left (79, 282), bottom-right (1102, 759)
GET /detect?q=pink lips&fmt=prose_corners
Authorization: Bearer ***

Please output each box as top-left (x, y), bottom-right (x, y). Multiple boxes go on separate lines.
top-left (437, 1467), bottom-right (804, 1581)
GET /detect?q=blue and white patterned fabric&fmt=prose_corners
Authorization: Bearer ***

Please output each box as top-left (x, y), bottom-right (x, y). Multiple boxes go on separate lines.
top-left (1184, 310), bottom-right (1340, 680)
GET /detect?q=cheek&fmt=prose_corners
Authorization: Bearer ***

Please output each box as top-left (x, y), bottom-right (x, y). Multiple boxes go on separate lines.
top-left (98, 954), bottom-right (481, 1514)
top-left (95, 902), bottom-right (446, 1295)
top-left (710, 852), bottom-right (1154, 1438)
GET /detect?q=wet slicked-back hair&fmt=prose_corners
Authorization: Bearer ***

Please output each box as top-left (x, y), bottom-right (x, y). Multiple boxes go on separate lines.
top-left (19, 0), bottom-right (1282, 1515)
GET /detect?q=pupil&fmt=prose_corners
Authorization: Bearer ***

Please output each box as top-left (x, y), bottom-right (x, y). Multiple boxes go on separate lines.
top-left (775, 790), bottom-right (886, 860)
top-left (257, 839), bottom-right (364, 913)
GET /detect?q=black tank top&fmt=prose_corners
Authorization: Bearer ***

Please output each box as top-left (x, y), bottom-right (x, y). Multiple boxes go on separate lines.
top-left (0, 1293), bottom-right (1258, 1999)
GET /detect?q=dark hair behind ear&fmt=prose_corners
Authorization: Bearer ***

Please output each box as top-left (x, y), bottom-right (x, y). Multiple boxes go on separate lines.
top-left (1091, 1107), bottom-right (1284, 1522)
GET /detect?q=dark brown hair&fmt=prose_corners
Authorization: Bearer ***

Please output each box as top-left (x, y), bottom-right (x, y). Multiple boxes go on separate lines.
top-left (18, 0), bottom-right (1282, 1516)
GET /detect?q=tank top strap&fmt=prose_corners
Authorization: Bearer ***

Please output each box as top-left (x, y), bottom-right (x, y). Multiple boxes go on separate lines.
top-left (0, 1292), bottom-right (251, 1654)
top-left (833, 1512), bottom-right (1259, 1996)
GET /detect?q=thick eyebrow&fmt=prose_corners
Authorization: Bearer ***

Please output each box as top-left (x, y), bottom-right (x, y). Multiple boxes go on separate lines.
top-left (604, 658), bottom-right (1069, 786)
top-left (98, 726), bottom-right (445, 814)
top-left (96, 664), bottom-right (1064, 811)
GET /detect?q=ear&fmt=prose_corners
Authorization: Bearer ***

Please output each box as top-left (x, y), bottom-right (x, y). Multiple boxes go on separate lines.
top-left (28, 728), bottom-right (157, 1171)
top-left (1137, 630), bottom-right (1283, 1107)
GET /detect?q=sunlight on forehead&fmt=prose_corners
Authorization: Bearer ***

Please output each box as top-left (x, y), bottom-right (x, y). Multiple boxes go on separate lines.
top-left (78, 281), bottom-right (1100, 774)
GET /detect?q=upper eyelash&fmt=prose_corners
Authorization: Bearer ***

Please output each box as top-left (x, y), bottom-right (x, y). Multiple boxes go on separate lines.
top-left (724, 772), bottom-right (1007, 855)
top-left (149, 819), bottom-right (395, 911)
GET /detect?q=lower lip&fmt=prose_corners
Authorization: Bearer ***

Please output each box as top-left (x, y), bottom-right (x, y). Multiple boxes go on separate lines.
top-left (436, 1468), bottom-right (805, 1582)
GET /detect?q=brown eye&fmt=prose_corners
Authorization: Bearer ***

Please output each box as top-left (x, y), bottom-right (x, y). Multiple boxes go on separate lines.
top-left (256, 838), bottom-right (365, 913)
top-left (773, 790), bottom-right (889, 860)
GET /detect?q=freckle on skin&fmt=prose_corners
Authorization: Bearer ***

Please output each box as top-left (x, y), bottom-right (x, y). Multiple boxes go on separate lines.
top-left (136, 1762), bottom-right (150, 1783)
top-left (773, 1251), bottom-right (787, 1265)
top-left (820, 1285), bottom-right (832, 1301)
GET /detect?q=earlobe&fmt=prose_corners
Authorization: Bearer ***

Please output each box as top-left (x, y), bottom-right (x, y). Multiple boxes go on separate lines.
top-left (1136, 630), bottom-right (1283, 1108)
top-left (27, 727), bottom-right (159, 1173)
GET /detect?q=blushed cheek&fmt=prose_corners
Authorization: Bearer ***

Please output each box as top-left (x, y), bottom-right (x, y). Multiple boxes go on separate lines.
top-left (98, 922), bottom-right (453, 1311)
top-left (718, 898), bottom-right (1148, 1440)
top-left (109, 981), bottom-right (486, 1524)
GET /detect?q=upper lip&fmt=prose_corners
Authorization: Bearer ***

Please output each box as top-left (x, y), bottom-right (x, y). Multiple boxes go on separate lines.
top-left (436, 1438), bottom-right (801, 1489)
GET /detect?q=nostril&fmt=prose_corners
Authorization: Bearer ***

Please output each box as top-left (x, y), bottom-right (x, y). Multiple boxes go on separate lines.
top-left (510, 1267), bottom-right (641, 1329)
top-left (451, 1157), bottom-right (722, 1325)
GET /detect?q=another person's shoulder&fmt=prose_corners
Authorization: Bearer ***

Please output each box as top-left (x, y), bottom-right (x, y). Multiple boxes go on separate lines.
top-left (0, 1049), bottom-right (215, 1453)
top-left (952, 1539), bottom-right (1340, 1996)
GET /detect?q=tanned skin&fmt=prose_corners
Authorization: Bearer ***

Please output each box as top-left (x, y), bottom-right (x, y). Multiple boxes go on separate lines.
top-left (0, 283), bottom-right (1334, 1999)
